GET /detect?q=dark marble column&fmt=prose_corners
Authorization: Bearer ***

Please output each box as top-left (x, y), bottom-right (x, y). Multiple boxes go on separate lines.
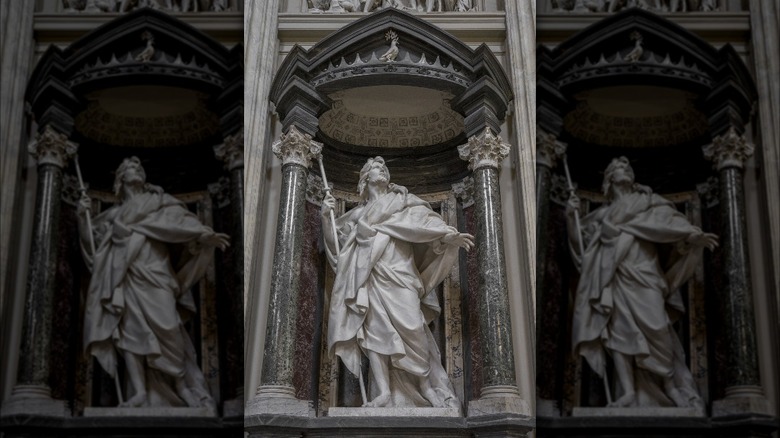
top-left (2, 126), bottom-right (76, 417)
top-left (703, 127), bottom-right (770, 416)
top-left (535, 129), bottom-right (566, 416)
top-left (213, 131), bottom-right (245, 416)
top-left (249, 125), bottom-right (320, 416)
top-left (459, 127), bottom-right (529, 417)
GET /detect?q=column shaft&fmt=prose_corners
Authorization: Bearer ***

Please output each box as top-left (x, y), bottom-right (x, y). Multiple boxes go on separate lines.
top-left (260, 163), bottom-right (309, 389)
top-left (16, 164), bottom-right (64, 387)
top-left (473, 166), bottom-right (516, 388)
top-left (718, 166), bottom-right (760, 389)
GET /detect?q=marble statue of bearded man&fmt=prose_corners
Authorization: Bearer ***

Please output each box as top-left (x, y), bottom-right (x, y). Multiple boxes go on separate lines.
top-left (566, 156), bottom-right (717, 409)
top-left (321, 157), bottom-right (473, 409)
top-left (77, 156), bottom-right (229, 409)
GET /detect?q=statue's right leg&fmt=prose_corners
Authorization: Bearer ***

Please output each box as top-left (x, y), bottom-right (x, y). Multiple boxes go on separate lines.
top-left (364, 351), bottom-right (391, 407)
top-left (120, 351), bottom-right (148, 407)
top-left (608, 351), bottom-right (636, 407)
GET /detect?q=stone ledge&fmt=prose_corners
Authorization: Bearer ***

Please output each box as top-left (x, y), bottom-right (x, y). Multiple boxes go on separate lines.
top-left (83, 407), bottom-right (216, 417)
top-left (572, 406), bottom-right (706, 417)
top-left (328, 406), bottom-right (461, 417)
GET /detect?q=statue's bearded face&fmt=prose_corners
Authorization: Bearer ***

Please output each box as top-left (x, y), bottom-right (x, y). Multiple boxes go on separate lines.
top-left (358, 156), bottom-right (390, 199)
top-left (602, 156), bottom-right (635, 195)
top-left (114, 156), bottom-right (147, 196)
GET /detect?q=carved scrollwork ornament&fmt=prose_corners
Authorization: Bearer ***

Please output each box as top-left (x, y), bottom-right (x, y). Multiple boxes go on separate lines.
top-left (458, 127), bottom-right (511, 171)
top-left (208, 176), bottom-right (232, 208)
top-left (702, 126), bottom-right (755, 170)
top-left (696, 177), bottom-right (720, 208)
top-left (452, 177), bottom-right (475, 208)
top-left (272, 125), bottom-right (323, 168)
top-left (536, 130), bottom-right (567, 169)
top-left (27, 126), bottom-right (78, 168)
top-left (214, 132), bottom-right (244, 170)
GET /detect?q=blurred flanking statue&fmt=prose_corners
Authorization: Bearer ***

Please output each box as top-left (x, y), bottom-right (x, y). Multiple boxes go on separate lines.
top-left (77, 156), bottom-right (229, 409)
top-left (566, 156), bottom-right (717, 409)
top-left (321, 156), bottom-right (473, 409)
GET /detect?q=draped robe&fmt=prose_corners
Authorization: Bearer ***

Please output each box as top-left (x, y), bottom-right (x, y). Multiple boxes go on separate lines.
top-left (571, 190), bottom-right (705, 406)
top-left (326, 185), bottom-right (460, 407)
top-left (81, 191), bottom-right (216, 407)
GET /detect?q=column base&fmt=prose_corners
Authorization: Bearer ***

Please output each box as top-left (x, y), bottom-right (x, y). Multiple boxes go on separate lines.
top-left (468, 385), bottom-right (532, 417)
top-left (1, 385), bottom-right (69, 417)
top-left (713, 386), bottom-right (772, 417)
top-left (245, 385), bottom-right (315, 417)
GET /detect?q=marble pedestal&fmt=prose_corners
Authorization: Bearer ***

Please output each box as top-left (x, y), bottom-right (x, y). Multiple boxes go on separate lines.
top-left (713, 395), bottom-right (771, 417)
top-left (83, 407), bottom-right (216, 417)
top-left (572, 406), bottom-right (706, 417)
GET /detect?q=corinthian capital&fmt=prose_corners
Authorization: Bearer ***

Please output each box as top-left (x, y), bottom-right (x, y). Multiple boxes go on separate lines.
top-left (702, 127), bottom-right (754, 170)
top-left (536, 129), bottom-right (567, 169)
top-left (214, 132), bottom-right (244, 170)
top-left (27, 126), bottom-right (78, 168)
top-left (272, 125), bottom-right (323, 168)
top-left (458, 127), bottom-right (511, 171)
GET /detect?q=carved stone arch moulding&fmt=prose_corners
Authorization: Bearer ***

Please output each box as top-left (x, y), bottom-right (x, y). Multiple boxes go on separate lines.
top-left (270, 8), bottom-right (514, 194)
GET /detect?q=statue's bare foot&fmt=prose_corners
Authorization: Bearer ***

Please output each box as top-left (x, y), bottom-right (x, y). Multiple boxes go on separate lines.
top-left (177, 387), bottom-right (201, 407)
top-left (421, 387), bottom-right (443, 407)
top-left (363, 392), bottom-right (391, 407)
top-left (119, 391), bottom-right (147, 407)
top-left (607, 391), bottom-right (635, 407)
top-left (667, 388), bottom-right (690, 407)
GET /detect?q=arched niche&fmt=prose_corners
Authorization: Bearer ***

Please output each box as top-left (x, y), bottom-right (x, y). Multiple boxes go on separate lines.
top-left (262, 8), bottom-right (526, 426)
top-left (536, 7), bottom-right (764, 433)
top-left (23, 8), bottom-right (243, 418)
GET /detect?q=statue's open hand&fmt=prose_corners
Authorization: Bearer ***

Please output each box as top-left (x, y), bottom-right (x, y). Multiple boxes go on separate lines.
top-left (321, 192), bottom-right (336, 217)
top-left (687, 231), bottom-right (718, 251)
top-left (199, 232), bottom-right (230, 250)
top-left (442, 232), bottom-right (475, 251)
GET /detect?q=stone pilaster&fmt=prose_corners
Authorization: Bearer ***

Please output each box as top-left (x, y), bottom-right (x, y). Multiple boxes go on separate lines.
top-left (214, 131), bottom-right (245, 417)
top-left (458, 127), bottom-right (530, 418)
top-left (2, 126), bottom-right (76, 418)
top-left (247, 125), bottom-right (320, 417)
top-left (535, 129), bottom-right (566, 417)
top-left (702, 127), bottom-right (770, 416)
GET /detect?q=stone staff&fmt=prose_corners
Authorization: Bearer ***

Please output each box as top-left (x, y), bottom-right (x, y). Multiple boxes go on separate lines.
top-left (562, 154), bottom-right (613, 405)
top-left (315, 154), bottom-right (367, 405)
top-left (74, 155), bottom-right (125, 405)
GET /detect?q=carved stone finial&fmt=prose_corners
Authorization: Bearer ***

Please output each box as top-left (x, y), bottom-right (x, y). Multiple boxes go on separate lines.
top-left (214, 132), bottom-right (244, 170)
top-left (702, 127), bottom-right (755, 170)
top-left (28, 126), bottom-right (78, 168)
top-left (536, 130), bottom-right (567, 168)
top-left (306, 172), bottom-right (331, 205)
top-left (458, 127), bottom-right (511, 171)
top-left (452, 177), bottom-right (475, 208)
top-left (272, 125), bottom-right (323, 168)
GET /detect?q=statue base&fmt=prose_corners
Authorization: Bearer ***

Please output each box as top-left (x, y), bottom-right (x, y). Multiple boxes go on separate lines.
top-left (83, 407), bottom-right (216, 417)
top-left (713, 390), bottom-right (771, 417)
top-left (328, 407), bottom-right (461, 417)
top-left (572, 407), bottom-right (705, 417)
top-left (537, 398), bottom-right (561, 417)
